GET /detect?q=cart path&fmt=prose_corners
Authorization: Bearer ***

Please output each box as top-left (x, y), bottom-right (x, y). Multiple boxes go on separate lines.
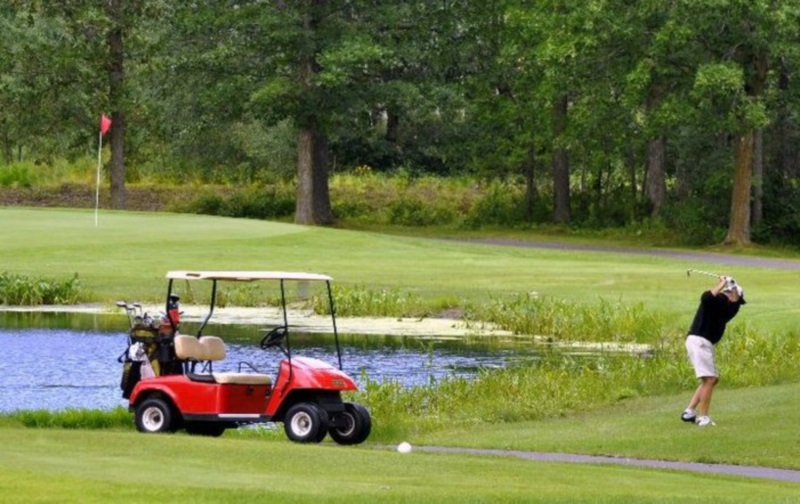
top-left (459, 237), bottom-right (800, 270)
top-left (412, 446), bottom-right (800, 483)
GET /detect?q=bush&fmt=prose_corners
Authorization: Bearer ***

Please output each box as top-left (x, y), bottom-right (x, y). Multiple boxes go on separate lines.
top-left (387, 198), bottom-right (458, 226)
top-left (463, 181), bottom-right (529, 227)
top-left (661, 201), bottom-right (725, 245)
top-left (179, 184), bottom-right (295, 220)
top-left (0, 163), bottom-right (37, 188)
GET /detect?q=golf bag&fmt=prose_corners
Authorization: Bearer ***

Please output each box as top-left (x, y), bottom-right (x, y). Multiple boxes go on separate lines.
top-left (119, 313), bottom-right (182, 399)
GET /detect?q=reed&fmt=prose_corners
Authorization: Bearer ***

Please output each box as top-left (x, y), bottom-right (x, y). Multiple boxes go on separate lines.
top-left (472, 293), bottom-right (673, 343)
top-left (314, 284), bottom-right (436, 317)
top-left (0, 272), bottom-right (86, 305)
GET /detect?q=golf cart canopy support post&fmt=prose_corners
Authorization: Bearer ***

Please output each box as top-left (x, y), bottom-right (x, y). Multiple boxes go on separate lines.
top-left (164, 271), bottom-right (343, 370)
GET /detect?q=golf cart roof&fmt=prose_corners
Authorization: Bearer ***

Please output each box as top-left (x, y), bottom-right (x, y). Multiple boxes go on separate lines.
top-left (166, 271), bottom-right (333, 282)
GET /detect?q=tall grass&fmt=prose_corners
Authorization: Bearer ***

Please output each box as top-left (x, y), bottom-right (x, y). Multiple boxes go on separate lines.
top-left (473, 293), bottom-right (673, 343)
top-left (314, 284), bottom-right (455, 317)
top-left (354, 324), bottom-right (800, 440)
top-left (8, 407), bottom-right (132, 429)
top-left (0, 272), bottom-right (86, 305)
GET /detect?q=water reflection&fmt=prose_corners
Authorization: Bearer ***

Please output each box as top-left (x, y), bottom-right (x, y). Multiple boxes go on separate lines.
top-left (0, 312), bottom-right (540, 413)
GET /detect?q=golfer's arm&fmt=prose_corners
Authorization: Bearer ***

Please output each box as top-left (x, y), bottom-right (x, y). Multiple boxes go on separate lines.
top-left (709, 277), bottom-right (727, 296)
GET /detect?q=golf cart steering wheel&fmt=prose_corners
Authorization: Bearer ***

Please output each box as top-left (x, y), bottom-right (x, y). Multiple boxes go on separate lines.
top-left (260, 326), bottom-right (288, 350)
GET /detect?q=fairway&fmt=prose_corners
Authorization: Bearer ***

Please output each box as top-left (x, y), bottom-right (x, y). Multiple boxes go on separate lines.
top-left (0, 428), bottom-right (797, 503)
top-left (3, 207), bottom-right (800, 333)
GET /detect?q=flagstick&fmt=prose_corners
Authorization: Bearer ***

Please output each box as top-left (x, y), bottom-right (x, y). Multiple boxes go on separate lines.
top-left (95, 130), bottom-right (102, 227)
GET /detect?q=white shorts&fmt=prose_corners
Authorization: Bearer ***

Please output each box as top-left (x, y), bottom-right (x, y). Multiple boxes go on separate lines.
top-left (686, 335), bottom-right (717, 378)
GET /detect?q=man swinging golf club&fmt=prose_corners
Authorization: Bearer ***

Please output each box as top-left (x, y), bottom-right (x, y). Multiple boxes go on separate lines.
top-left (682, 274), bottom-right (746, 427)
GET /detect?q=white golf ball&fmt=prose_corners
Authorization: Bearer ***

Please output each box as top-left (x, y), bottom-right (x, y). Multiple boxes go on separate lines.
top-left (397, 441), bottom-right (412, 453)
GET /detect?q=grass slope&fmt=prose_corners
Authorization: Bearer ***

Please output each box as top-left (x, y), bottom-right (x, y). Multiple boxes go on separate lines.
top-left (2, 208), bottom-right (800, 333)
top-left (417, 382), bottom-right (800, 470)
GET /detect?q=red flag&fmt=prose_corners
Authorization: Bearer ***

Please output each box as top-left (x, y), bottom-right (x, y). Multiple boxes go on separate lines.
top-left (100, 114), bottom-right (112, 135)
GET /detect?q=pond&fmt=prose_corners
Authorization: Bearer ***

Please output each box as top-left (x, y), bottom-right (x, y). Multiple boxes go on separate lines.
top-left (0, 312), bottom-right (544, 413)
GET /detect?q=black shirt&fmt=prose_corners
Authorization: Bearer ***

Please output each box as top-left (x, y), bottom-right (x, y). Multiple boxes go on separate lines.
top-left (687, 291), bottom-right (741, 345)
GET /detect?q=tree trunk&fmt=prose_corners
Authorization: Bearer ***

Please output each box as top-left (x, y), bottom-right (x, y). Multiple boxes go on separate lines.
top-left (295, 127), bottom-right (333, 225)
top-left (751, 128), bottom-right (763, 229)
top-left (294, 0), bottom-right (332, 226)
top-left (107, 0), bottom-right (126, 210)
top-left (645, 136), bottom-right (666, 217)
top-left (551, 94), bottom-right (570, 223)
top-left (386, 108), bottom-right (399, 144)
top-left (626, 143), bottom-right (636, 222)
top-left (523, 144), bottom-right (536, 221)
top-left (724, 132), bottom-right (753, 245)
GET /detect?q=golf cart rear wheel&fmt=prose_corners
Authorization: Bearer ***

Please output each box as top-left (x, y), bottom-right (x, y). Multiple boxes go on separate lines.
top-left (135, 398), bottom-right (174, 434)
top-left (329, 402), bottom-right (371, 445)
top-left (283, 403), bottom-right (329, 443)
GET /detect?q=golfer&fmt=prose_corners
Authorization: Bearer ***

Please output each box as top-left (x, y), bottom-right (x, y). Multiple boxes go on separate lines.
top-left (681, 275), bottom-right (746, 427)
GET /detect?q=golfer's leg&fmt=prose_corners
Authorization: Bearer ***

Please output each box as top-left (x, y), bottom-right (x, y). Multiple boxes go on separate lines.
top-left (696, 376), bottom-right (718, 417)
top-left (687, 383), bottom-right (703, 410)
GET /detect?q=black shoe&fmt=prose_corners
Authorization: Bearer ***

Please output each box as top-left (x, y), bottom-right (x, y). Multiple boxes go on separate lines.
top-left (681, 409), bottom-right (696, 423)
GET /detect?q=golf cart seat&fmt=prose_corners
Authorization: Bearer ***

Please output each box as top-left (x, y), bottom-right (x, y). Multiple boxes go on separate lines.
top-left (174, 335), bottom-right (272, 386)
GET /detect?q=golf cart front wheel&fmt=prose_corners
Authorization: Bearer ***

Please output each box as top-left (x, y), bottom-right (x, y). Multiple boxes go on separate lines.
top-left (329, 402), bottom-right (372, 445)
top-left (135, 398), bottom-right (174, 434)
top-left (283, 403), bottom-right (329, 443)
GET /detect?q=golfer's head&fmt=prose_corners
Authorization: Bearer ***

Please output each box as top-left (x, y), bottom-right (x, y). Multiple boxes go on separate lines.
top-left (723, 284), bottom-right (746, 305)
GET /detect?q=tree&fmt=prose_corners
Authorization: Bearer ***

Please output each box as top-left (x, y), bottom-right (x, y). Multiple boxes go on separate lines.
top-left (106, 0), bottom-right (126, 209)
top-left (170, 1), bottom-right (397, 224)
top-left (0, 2), bottom-right (103, 164)
top-left (463, 1), bottom-right (550, 221)
top-left (670, 0), bottom-right (800, 245)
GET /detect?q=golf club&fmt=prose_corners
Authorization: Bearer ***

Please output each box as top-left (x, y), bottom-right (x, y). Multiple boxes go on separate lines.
top-left (117, 301), bottom-right (130, 326)
top-left (686, 268), bottom-right (722, 279)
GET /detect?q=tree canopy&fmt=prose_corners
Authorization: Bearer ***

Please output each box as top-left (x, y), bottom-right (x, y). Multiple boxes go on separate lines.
top-left (2, 1), bottom-right (800, 243)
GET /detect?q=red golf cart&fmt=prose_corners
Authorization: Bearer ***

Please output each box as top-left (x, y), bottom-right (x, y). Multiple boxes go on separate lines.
top-left (118, 270), bottom-right (371, 444)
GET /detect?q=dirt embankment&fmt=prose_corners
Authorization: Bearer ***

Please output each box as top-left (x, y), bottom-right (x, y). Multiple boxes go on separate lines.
top-left (0, 183), bottom-right (197, 212)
